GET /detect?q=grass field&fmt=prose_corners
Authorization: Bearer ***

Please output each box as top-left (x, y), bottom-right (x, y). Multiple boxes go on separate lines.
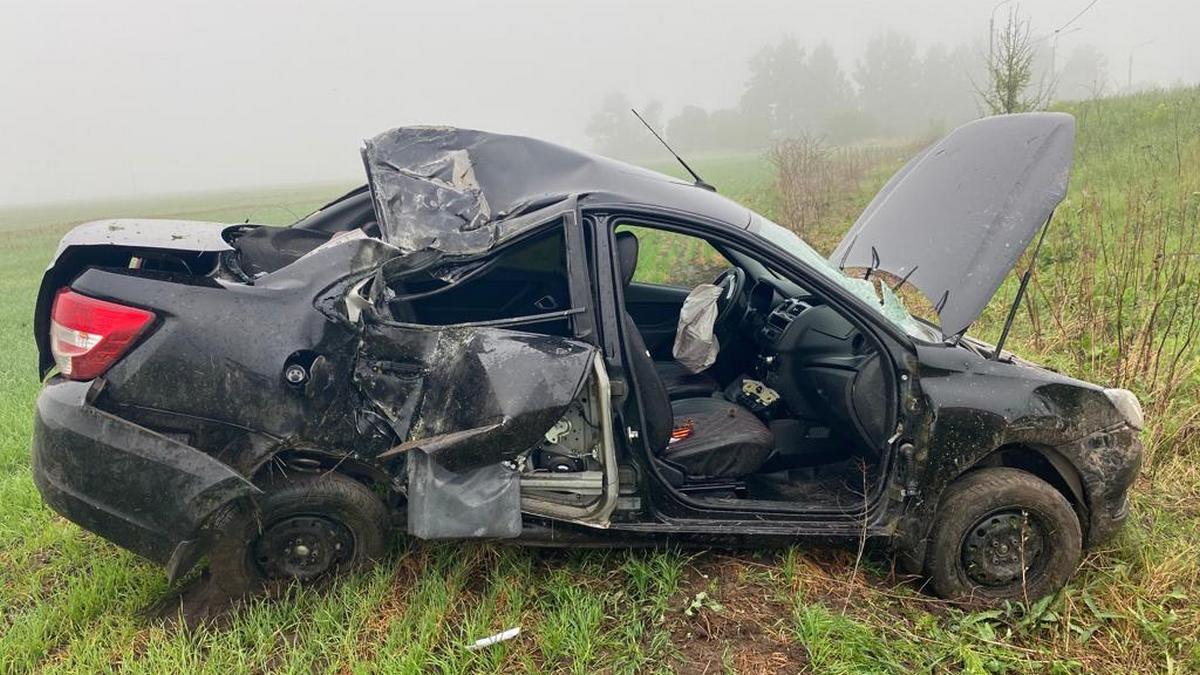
top-left (1, 89), bottom-right (1198, 673)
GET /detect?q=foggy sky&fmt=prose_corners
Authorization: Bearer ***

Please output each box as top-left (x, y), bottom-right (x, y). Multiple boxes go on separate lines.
top-left (1, 0), bottom-right (1195, 206)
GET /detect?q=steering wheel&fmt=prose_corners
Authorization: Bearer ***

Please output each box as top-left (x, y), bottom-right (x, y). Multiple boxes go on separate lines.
top-left (711, 267), bottom-right (748, 341)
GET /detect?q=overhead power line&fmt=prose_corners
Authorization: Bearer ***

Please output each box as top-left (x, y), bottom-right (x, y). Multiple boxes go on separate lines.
top-left (1056, 0), bottom-right (1100, 34)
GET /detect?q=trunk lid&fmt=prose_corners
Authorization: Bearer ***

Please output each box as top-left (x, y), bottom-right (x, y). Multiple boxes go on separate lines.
top-left (36, 219), bottom-right (235, 377)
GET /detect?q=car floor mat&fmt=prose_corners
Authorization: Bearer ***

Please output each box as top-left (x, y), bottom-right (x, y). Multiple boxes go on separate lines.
top-left (742, 459), bottom-right (878, 508)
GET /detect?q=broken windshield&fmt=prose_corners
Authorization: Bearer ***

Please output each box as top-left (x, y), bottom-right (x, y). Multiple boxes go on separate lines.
top-left (748, 215), bottom-right (938, 342)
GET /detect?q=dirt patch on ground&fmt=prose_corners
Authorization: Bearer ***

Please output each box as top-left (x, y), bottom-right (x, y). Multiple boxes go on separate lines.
top-left (140, 566), bottom-right (355, 632)
top-left (133, 543), bottom-right (942, 672)
top-left (665, 555), bottom-right (809, 674)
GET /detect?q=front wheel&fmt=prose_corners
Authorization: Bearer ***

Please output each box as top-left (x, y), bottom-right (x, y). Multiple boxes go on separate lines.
top-left (208, 472), bottom-right (391, 596)
top-left (925, 467), bottom-right (1082, 604)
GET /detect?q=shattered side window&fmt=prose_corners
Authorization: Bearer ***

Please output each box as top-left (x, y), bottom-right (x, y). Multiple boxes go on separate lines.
top-left (385, 225), bottom-right (574, 335)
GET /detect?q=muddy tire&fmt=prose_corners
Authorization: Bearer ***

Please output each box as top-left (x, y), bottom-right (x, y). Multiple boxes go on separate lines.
top-left (208, 472), bottom-right (390, 596)
top-left (926, 467), bottom-right (1081, 604)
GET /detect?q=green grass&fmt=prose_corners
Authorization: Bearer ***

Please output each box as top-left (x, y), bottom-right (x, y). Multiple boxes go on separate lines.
top-left (1, 90), bottom-right (1199, 673)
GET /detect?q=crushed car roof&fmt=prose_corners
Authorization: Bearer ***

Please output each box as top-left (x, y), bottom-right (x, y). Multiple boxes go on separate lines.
top-left (361, 126), bottom-right (751, 255)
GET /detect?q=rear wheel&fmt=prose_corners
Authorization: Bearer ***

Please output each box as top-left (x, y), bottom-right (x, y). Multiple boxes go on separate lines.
top-left (925, 467), bottom-right (1081, 604)
top-left (209, 472), bottom-right (390, 595)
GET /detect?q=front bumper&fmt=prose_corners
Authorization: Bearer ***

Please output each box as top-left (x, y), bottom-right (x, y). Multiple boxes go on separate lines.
top-left (1069, 424), bottom-right (1143, 547)
top-left (31, 377), bottom-right (260, 579)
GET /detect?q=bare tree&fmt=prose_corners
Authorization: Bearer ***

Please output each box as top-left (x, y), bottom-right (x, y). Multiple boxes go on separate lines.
top-left (976, 7), bottom-right (1053, 114)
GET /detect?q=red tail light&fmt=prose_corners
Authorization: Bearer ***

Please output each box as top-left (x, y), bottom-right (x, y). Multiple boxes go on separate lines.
top-left (50, 289), bottom-right (155, 380)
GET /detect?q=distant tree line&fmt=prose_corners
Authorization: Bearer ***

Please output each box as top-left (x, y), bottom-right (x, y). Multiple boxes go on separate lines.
top-left (587, 27), bottom-right (1109, 157)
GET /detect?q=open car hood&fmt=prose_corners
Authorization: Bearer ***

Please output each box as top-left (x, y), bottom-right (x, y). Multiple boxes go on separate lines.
top-left (830, 112), bottom-right (1075, 339)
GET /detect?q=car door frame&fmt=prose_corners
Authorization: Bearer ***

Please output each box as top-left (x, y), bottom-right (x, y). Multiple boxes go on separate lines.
top-left (586, 204), bottom-right (925, 537)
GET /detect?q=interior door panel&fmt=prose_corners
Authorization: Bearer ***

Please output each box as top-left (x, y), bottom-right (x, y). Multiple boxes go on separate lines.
top-left (623, 282), bottom-right (689, 357)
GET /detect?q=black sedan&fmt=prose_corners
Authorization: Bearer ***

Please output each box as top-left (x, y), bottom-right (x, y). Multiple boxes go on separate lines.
top-left (31, 115), bottom-right (1142, 603)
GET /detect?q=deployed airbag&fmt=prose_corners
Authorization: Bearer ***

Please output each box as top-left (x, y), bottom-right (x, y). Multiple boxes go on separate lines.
top-left (672, 284), bottom-right (722, 373)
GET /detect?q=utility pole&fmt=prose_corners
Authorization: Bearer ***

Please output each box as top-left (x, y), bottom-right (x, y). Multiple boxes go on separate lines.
top-left (1050, 26), bottom-right (1083, 77)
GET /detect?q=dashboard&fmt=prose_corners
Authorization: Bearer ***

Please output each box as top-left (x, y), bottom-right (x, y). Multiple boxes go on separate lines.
top-left (744, 289), bottom-right (892, 454)
top-left (760, 297), bottom-right (813, 345)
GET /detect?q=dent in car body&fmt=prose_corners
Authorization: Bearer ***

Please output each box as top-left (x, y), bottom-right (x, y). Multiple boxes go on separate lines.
top-left (32, 378), bottom-right (260, 577)
top-left (39, 219), bottom-right (598, 560)
top-left (30, 117), bottom-right (1143, 581)
top-left (65, 228), bottom-right (597, 471)
top-left (894, 343), bottom-right (1141, 560)
top-left (64, 237), bottom-right (400, 471)
top-left (360, 126), bottom-right (752, 259)
top-left (355, 320), bottom-right (596, 472)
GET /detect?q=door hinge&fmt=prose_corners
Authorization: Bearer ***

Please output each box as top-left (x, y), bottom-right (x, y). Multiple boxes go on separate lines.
top-left (609, 379), bottom-right (627, 397)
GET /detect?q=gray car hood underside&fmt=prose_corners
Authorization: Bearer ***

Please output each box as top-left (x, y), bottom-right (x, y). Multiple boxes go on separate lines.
top-left (831, 112), bottom-right (1076, 339)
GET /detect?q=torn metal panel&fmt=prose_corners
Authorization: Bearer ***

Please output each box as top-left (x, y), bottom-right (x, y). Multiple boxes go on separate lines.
top-left (406, 449), bottom-right (521, 540)
top-left (362, 136), bottom-right (495, 254)
top-left (831, 113), bottom-right (1076, 338)
top-left (364, 199), bottom-right (573, 305)
top-left (355, 320), bottom-right (596, 472)
top-left (377, 422), bottom-right (504, 461)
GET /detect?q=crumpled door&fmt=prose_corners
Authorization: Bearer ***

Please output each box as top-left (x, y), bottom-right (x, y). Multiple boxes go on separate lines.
top-left (354, 322), bottom-right (596, 473)
top-left (354, 322), bottom-right (596, 540)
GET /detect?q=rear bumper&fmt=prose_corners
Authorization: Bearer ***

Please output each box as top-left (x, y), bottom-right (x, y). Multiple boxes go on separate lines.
top-left (31, 377), bottom-right (260, 579)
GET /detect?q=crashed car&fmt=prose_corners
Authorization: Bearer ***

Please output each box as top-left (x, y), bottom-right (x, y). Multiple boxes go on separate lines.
top-left (32, 114), bottom-right (1142, 602)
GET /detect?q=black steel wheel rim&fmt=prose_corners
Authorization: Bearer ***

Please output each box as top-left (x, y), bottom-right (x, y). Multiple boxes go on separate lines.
top-left (960, 508), bottom-right (1049, 588)
top-left (253, 515), bottom-right (355, 581)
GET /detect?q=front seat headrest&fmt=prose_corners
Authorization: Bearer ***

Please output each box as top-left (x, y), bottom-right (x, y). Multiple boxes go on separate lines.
top-left (615, 231), bottom-right (639, 287)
